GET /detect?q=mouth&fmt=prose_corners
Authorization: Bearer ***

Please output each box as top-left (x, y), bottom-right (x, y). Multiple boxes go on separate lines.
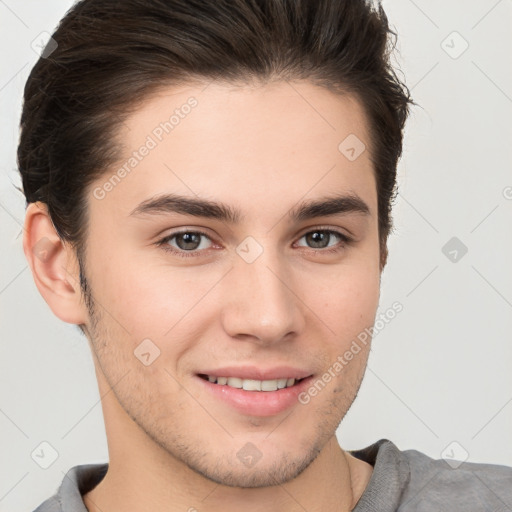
top-left (196, 371), bottom-right (315, 416)
top-left (197, 373), bottom-right (308, 391)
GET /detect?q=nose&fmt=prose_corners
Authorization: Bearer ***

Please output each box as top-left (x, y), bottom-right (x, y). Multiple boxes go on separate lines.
top-left (220, 246), bottom-right (306, 345)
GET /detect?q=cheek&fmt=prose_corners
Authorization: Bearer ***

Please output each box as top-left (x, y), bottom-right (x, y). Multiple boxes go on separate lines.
top-left (312, 260), bottom-right (380, 340)
top-left (90, 248), bottom-right (222, 346)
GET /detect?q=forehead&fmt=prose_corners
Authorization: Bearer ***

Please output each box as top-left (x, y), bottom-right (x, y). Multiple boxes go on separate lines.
top-left (90, 79), bottom-right (377, 224)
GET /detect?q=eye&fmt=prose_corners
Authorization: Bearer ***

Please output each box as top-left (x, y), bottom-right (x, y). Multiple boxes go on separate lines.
top-left (157, 230), bottom-right (214, 258)
top-left (156, 227), bottom-right (352, 258)
top-left (295, 229), bottom-right (351, 253)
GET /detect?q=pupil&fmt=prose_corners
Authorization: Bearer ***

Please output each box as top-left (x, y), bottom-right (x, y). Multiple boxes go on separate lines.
top-left (177, 232), bottom-right (200, 250)
top-left (308, 231), bottom-right (328, 248)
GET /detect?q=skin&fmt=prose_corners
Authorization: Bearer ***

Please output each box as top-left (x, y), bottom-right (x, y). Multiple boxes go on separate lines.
top-left (24, 80), bottom-right (381, 511)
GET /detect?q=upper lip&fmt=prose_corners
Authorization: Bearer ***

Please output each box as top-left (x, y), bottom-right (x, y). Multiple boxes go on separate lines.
top-left (197, 366), bottom-right (313, 381)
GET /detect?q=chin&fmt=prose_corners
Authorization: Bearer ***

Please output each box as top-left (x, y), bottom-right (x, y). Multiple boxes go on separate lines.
top-left (197, 461), bottom-right (308, 488)
top-left (187, 445), bottom-right (321, 489)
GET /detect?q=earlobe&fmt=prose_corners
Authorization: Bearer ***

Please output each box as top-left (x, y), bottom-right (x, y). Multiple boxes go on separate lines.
top-left (23, 202), bottom-right (89, 325)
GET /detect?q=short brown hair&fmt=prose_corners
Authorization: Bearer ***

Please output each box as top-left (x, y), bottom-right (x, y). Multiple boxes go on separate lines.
top-left (18, 0), bottom-right (412, 272)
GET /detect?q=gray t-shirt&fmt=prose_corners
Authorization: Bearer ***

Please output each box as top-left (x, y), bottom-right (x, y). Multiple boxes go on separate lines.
top-left (33, 439), bottom-right (512, 511)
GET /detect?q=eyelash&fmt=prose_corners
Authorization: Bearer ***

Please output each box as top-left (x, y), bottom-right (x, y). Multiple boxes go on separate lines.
top-left (156, 227), bottom-right (352, 259)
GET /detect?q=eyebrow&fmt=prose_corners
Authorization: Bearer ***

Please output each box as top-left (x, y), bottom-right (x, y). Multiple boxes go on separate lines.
top-left (129, 192), bottom-right (370, 223)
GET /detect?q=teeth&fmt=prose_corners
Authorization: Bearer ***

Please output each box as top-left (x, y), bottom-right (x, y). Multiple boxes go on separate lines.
top-left (243, 379), bottom-right (261, 391)
top-left (261, 380), bottom-right (278, 391)
top-left (227, 377), bottom-right (243, 388)
top-left (203, 375), bottom-right (300, 391)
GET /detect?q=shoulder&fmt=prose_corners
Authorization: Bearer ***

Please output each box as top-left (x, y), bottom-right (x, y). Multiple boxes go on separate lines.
top-left (400, 446), bottom-right (512, 509)
top-left (33, 496), bottom-right (62, 512)
top-left (32, 463), bottom-right (108, 512)
top-left (350, 439), bottom-right (512, 510)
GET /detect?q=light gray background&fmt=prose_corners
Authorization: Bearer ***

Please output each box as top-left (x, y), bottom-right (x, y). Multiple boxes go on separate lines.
top-left (1, 1), bottom-right (511, 510)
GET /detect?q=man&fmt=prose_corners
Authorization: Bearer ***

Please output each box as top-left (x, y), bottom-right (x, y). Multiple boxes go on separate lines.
top-left (18, 0), bottom-right (511, 510)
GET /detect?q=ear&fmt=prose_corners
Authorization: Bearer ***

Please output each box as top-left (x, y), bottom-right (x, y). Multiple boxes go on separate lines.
top-left (22, 202), bottom-right (89, 325)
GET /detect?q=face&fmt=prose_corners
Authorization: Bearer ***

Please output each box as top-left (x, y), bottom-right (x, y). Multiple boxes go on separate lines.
top-left (82, 80), bottom-right (381, 487)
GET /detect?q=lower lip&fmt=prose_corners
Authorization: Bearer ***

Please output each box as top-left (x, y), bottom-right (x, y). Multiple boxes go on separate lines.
top-left (197, 375), bottom-right (314, 417)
